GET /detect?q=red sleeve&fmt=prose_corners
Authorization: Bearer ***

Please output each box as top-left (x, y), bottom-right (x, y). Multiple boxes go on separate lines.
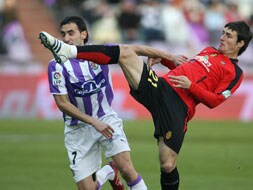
top-left (161, 59), bottom-right (176, 70)
top-left (189, 83), bottom-right (225, 108)
top-left (189, 75), bottom-right (243, 108)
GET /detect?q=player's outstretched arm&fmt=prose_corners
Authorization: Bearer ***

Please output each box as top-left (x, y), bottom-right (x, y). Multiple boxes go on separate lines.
top-left (129, 45), bottom-right (187, 65)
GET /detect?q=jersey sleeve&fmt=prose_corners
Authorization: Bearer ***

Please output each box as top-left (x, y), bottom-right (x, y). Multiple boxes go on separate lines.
top-left (161, 58), bottom-right (176, 70)
top-left (189, 73), bottom-right (243, 108)
top-left (48, 60), bottom-right (68, 95)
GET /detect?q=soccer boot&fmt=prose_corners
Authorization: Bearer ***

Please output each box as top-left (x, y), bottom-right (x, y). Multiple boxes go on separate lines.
top-left (39, 31), bottom-right (74, 63)
top-left (108, 161), bottom-right (124, 190)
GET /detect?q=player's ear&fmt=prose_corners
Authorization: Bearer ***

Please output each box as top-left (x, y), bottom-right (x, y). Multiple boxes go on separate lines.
top-left (81, 31), bottom-right (88, 41)
top-left (237, 40), bottom-right (244, 49)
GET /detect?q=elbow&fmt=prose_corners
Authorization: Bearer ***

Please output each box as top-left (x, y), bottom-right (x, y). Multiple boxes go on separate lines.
top-left (205, 101), bottom-right (220, 109)
top-left (207, 105), bottom-right (216, 109)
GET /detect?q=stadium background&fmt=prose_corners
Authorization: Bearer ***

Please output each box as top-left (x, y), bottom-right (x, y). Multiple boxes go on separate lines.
top-left (0, 0), bottom-right (253, 189)
top-left (0, 0), bottom-right (253, 121)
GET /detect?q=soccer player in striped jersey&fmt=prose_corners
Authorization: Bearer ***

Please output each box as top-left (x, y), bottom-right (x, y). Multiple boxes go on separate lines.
top-left (46, 16), bottom-right (147, 190)
top-left (40, 21), bottom-right (252, 190)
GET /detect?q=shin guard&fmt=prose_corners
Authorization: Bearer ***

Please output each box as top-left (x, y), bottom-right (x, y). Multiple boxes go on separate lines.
top-left (160, 167), bottom-right (180, 190)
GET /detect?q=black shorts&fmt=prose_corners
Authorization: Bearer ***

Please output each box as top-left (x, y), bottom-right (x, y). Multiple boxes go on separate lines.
top-left (130, 63), bottom-right (188, 154)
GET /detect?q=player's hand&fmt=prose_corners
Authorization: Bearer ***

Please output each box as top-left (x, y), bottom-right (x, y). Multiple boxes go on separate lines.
top-left (172, 55), bottom-right (188, 66)
top-left (91, 118), bottom-right (114, 139)
top-left (147, 57), bottom-right (161, 68)
top-left (168, 75), bottom-right (192, 89)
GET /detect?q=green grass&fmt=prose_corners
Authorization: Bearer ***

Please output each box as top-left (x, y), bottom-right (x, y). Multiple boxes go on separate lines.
top-left (0, 119), bottom-right (253, 189)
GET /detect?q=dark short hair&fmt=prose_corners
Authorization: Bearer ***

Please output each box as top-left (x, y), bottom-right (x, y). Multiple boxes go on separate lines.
top-left (225, 21), bottom-right (252, 56)
top-left (60, 16), bottom-right (89, 44)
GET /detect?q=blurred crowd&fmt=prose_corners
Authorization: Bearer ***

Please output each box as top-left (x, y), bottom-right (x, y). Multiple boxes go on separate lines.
top-left (43, 0), bottom-right (253, 70)
top-left (0, 0), bottom-right (253, 70)
top-left (0, 0), bottom-right (32, 62)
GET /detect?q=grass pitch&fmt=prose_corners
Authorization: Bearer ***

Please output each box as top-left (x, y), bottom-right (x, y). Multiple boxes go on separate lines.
top-left (0, 119), bottom-right (252, 190)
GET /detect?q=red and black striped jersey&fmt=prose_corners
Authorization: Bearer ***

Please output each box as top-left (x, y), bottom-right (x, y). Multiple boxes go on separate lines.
top-left (162, 47), bottom-right (243, 120)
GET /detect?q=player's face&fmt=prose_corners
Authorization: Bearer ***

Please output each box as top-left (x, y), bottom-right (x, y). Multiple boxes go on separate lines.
top-left (60, 23), bottom-right (87, 46)
top-left (218, 27), bottom-right (244, 58)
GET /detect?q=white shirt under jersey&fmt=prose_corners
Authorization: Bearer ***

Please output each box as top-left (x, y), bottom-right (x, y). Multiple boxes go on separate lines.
top-left (47, 58), bottom-right (120, 133)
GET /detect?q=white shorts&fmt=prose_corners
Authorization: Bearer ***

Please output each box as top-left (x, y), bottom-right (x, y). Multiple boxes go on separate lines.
top-left (64, 115), bottom-right (130, 182)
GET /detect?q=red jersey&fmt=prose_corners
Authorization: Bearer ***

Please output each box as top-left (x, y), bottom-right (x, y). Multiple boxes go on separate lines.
top-left (162, 47), bottom-right (243, 120)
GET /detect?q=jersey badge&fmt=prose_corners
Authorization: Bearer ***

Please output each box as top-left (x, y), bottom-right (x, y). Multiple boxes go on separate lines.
top-left (210, 53), bottom-right (217, 57)
top-left (195, 55), bottom-right (212, 72)
top-left (89, 62), bottom-right (99, 70)
top-left (165, 131), bottom-right (172, 140)
top-left (222, 90), bottom-right (231, 99)
top-left (220, 61), bottom-right (226, 65)
top-left (52, 71), bottom-right (62, 86)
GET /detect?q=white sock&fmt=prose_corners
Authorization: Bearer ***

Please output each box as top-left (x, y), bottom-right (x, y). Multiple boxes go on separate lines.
top-left (70, 45), bottom-right (77, 58)
top-left (127, 175), bottom-right (147, 190)
top-left (96, 165), bottom-right (114, 187)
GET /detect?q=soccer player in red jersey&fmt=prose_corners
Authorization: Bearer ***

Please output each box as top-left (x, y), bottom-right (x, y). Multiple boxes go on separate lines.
top-left (40, 21), bottom-right (252, 190)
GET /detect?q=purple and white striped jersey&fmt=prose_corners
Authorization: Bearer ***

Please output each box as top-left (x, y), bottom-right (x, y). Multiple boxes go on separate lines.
top-left (48, 58), bottom-right (119, 128)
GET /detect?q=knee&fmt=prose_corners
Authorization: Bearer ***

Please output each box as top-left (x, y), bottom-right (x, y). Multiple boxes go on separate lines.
top-left (161, 162), bottom-right (176, 173)
top-left (160, 160), bottom-right (177, 173)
